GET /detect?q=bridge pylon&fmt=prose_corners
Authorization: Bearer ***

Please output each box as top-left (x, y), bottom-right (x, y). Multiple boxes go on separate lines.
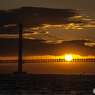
top-left (13, 23), bottom-right (27, 74)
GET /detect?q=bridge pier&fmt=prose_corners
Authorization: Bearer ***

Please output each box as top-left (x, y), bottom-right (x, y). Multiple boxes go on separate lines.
top-left (13, 24), bottom-right (27, 74)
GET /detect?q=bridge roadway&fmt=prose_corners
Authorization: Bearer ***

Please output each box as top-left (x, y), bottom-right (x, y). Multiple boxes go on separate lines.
top-left (0, 59), bottom-right (95, 63)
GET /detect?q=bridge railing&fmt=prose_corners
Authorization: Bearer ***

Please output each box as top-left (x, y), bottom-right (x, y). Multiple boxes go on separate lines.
top-left (0, 59), bottom-right (95, 63)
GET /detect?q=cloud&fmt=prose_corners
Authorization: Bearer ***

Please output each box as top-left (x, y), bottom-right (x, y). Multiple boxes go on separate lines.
top-left (0, 38), bottom-right (95, 57)
top-left (1, 6), bottom-right (95, 35)
top-left (59, 20), bottom-right (95, 30)
top-left (0, 7), bottom-right (83, 34)
top-left (84, 42), bottom-right (95, 47)
top-left (4, 24), bottom-right (17, 27)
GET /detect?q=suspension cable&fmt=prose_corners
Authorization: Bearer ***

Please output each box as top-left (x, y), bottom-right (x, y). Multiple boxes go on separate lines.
top-left (0, 26), bottom-right (18, 34)
top-left (22, 25), bottom-right (95, 50)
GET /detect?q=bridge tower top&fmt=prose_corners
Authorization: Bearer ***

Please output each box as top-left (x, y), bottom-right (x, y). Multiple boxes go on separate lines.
top-left (13, 24), bottom-right (27, 74)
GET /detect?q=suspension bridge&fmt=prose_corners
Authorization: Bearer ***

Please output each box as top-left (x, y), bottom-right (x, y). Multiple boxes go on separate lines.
top-left (0, 59), bottom-right (95, 63)
top-left (0, 23), bottom-right (95, 74)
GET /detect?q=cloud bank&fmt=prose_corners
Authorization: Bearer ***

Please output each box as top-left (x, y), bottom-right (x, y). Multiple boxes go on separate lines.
top-left (0, 7), bottom-right (83, 34)
top-left (0, 38), bottom-right (94, 57)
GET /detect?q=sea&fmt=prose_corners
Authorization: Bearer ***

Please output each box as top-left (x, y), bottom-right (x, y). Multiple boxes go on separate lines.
top-left (0, 74), bottom-right (95, 95)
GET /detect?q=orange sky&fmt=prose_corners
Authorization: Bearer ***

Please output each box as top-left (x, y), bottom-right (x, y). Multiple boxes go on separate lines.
top-left (0, 0), bottom-right (95, 74)
top-left (0, 61), bottom-right (95, 75)
top-left (0, 55), bottom-right (95, 74)
top-left (1, 54), bottom-right (95, 60)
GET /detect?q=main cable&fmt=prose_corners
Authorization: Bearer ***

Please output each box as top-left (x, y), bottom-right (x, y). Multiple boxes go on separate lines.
top-left (0, 26), bottom-right (18, 34)
top-left (23, 25), bottom-right (95, 50)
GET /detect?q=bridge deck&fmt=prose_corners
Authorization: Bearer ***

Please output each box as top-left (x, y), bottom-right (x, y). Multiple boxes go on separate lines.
top-left (0, 59), bottom-right (95, 63)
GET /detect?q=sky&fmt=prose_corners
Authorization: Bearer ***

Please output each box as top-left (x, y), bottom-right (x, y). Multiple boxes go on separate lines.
top-left (0, 0), bottom-right (95, 74)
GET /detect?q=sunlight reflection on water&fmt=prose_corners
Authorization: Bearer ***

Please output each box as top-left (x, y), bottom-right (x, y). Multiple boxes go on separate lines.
top-left (0, 74), bottom-right (94, 95)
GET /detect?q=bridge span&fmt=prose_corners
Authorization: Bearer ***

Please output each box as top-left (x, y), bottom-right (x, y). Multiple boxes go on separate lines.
top-left (0, 59), bottom-right (95, 63)
top-left (1, 24), bottom-right (95, 74)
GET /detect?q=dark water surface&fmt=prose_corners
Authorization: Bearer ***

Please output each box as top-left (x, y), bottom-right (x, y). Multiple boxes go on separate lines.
top-left (0, 74), bottom-right (95, 95)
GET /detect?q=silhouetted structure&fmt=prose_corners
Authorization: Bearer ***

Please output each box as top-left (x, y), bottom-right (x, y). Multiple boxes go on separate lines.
top-left (0, 59), bottom-right (95, 63)
top-left (13, 24), bottom-right (27, 74)
top-left (0, 24), bottom-right (94, 74)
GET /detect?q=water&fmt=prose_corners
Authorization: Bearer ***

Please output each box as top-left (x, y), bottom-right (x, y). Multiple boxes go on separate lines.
top-left (0, 74), bottom-right (95, 95)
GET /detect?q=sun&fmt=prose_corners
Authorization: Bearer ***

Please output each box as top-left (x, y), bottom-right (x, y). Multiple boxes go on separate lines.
top-left (65, 55), bottom-right (73, 61)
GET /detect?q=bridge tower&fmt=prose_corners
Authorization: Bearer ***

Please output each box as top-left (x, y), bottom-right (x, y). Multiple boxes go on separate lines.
top-left (13, 24), bottom-right (27, 74)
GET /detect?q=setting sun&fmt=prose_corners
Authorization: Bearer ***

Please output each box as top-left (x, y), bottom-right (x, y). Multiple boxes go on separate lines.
top-left (65, 55), bottom-right (73, 61)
